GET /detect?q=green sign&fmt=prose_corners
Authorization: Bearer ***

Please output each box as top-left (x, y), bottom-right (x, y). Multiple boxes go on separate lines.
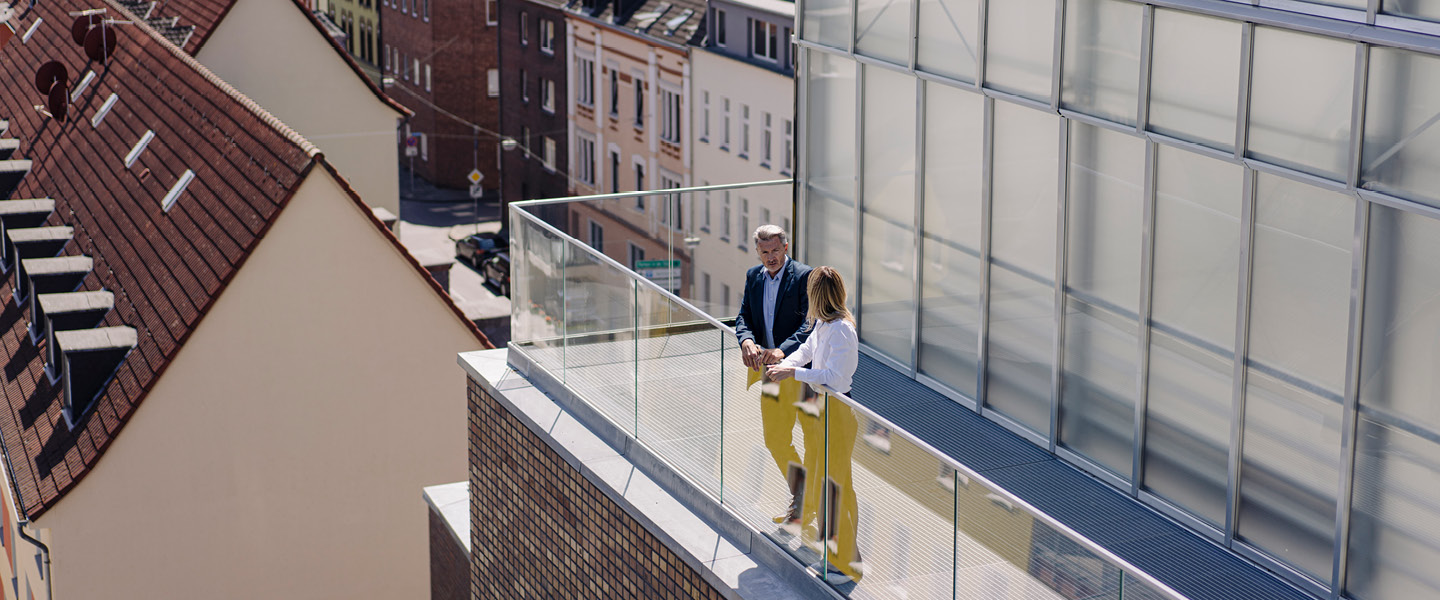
top-left (635, 259), bottom-right (682, 269)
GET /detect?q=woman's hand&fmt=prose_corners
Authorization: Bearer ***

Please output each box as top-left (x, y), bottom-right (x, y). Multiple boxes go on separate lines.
top-left (765, 364), bottom-right (796, 382)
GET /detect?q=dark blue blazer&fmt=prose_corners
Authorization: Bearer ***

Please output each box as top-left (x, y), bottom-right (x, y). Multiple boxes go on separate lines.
top-left (735, 258), bottom-right (813, 357)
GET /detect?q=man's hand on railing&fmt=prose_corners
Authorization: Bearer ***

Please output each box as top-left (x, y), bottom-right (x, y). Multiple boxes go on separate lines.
top-left (741, 339), bottom-right (764, 370)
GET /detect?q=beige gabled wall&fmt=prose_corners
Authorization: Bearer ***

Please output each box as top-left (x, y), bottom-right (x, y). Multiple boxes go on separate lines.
top-left (197, 0), bottom-right (404, 215)
top-left (39, 168), bottom-right (481, 599)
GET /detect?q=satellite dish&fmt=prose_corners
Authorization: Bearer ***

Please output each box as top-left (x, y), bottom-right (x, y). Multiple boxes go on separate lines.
top-left (84, 25), bottom-right (115, 62)
top-left (71, 14), bottom-right (102, 45)
top-left (48, 82), bottom-right (69, 122)
top-left (34, 61), bottom-right (68, 95)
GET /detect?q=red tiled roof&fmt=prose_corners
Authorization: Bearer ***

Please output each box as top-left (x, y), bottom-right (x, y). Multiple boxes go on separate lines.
top-left (0, 0), bottom-right (481, 518)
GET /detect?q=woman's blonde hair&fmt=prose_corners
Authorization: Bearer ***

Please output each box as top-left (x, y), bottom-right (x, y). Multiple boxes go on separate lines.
top-left (806, 266), bottom-right (854, 326)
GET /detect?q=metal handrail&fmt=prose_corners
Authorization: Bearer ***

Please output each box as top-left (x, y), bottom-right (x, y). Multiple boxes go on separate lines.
top-left (509, 186), bottom-right (1188, 600)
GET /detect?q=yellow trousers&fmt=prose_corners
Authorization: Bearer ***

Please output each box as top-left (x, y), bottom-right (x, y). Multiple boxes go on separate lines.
top-left (757, 374), bottom-right (820, 522)
top-left (801, 399), bottom-right (861, 580)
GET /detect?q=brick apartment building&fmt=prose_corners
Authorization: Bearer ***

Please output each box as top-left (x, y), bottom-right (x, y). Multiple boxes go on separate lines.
top-left (498, 0), bottom-right (570, 212)
top-left (381, 0), bottom-right (502, 192)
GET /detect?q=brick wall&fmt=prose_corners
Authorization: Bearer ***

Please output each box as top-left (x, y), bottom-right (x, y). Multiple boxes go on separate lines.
top-left (498, 0), bottom-right (570, 210)
top-left (468, 378), bottom-right (725, 599)
top-left (429, 508), bottom-right (469, 600)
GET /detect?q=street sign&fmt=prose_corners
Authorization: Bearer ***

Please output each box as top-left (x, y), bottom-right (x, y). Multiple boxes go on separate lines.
top-left (469, 183), bottom-right (484, 199)
top-left (635, 260), bottom-right (681, 270)
top-left (635, 259), bottom-right (681, 291)
top-left (404, 145), bottom-right (418, 157)
top-left (467, 169), bottom-right (484, 185)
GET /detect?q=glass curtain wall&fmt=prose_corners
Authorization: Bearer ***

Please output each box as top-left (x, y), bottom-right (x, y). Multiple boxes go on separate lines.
top-left (798, 0), bottom-right (1440, 596)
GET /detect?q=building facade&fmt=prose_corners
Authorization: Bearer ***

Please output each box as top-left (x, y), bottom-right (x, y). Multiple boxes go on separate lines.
top-left (327, 0), bottom-right (383, 81)
top-left (498, 0), bottom-right (571, 211)
top-left (796, 0), bottom-right (1440, 598)
top-left (381, 0), bottom-right (503, 192)
top-left (562, 0), bottom-right (701, 293)
top-left (688, 0), bottom-right (795, 317)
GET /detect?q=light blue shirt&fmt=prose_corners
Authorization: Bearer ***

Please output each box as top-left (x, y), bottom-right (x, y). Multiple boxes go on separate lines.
top-left (761, 257), bottom-right (788, 348)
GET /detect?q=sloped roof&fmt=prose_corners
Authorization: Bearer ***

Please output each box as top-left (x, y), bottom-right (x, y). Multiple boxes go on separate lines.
top-left (565, 0), bottom-right (706, 47)
top-left (0, 0), bottom-right (483, 517)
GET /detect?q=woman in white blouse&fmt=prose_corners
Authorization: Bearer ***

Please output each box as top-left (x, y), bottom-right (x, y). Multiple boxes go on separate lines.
top-left (765, 266), bottom-right (864, 585)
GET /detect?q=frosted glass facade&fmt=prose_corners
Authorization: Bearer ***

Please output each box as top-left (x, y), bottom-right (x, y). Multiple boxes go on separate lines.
top-left (797, 0), bottom-right (1440, 596)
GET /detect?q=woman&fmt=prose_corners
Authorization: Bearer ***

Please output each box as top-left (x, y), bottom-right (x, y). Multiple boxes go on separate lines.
top-left (765, 266), bottom-right (863, 585)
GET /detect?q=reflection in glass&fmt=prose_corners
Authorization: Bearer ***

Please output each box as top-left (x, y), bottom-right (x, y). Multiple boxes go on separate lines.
top-left (804, 0), bottom-right (852, 49)
top-left (919, 84), bottom-right (984, 399)
top-left (986, 102), bottom-right (1059, 435)
top-left (1142, 147), bottom-right (1243, 527)
top-left (1362, 47), bottom-right (1440, 208)
top-left (917, 0), bottom-right (979, 82)
top-left (805, 51), bottom-right (858, 296)
top-left (635, 294), bottom-right (723, 496)
top-left (984, 0), bottom-right (1056, 101)
top-left (1247, 28), bottom-right (1354, 180)
top-left (860, 67), bottom-right (917, 365)
top-left (855, 0), bottom-right (912, 64)
top-left (1060, 123), bottom-right (1145, 478)
top-left (1236, 175), bottom-right (1351, 580)
top-left (1147, 9), bottom-right (1241, 151)
top-left (1382, 0), bottom-right (1440, 22)
top-left (1358, 205), bottom-right (1440, 430)
top-left (1060, 0), bottom-right (1142, 126)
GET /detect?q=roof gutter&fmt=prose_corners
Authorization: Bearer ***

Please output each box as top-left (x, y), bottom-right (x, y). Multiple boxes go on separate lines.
top-left (16, 520), bottom-right (51, 600)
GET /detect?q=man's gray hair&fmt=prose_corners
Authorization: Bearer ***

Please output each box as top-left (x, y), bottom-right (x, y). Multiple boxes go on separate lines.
top-left (753, 224), bottom-right (789, 247)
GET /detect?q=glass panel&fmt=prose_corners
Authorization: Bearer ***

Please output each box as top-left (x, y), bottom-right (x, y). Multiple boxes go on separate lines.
top-left (804, 0), bottom-right (852, 49)
top-left (1060, 123), bottom-right (1145, 478)
top-left (1236, 175), bottom-right (1352, 580)
top-left (561, 237), bottom-right (639, 436)
top-left (860, 67), bottom-right (917, 365)
top-left (916, 0), bottom-right (979, 82)
top-left (1147, 9), bottom-right (1242, 152)
top-left (984, 0), bottom-right (1056, 102)
top-left (1382, 0), bottom-right (1440, 22)
top-left (636, 293), bottom-right (724, 498)
top-left (1362, 47), bottom-right (1440, 208)
top-left (986, 102), bottom-right (1059, 435)
top-left (513, 216), bottom-right (569, 376)
top-left (1060, 0), bottom-right (1143, 126)
top-left (819, 394), bottom-right (957, 596)
top-left (1350, 205), bottom-right (1440, 600)
top-left (1246, 28), bottom-right (1355, 180)
top-left (806, 51), bottom-right (859, 303)
top-left (855, 0), bottom-right (911, 64)
top-left (1142, 146), bottom-right (1244, 527)
top-left (919, 83), bottom-right (984, 399)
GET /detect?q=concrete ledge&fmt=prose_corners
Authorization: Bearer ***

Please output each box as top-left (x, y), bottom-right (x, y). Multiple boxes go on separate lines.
top-left (459, 348), bottom-right (841, 600)
top-left (423, 481), bottom-right (469, 553)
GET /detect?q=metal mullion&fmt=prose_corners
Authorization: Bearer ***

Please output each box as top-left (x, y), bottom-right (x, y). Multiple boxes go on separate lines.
top-left (853, 52), bottom-right (911, 74)
top-left (985, 88), bottom-right (1053, 113)
top-left (1367, 0), bottom-right (1378, 24)
top-left (1235, 22), bottom-right (1255, 160)
top-left (849, 0), bottom-right (858, 54)
top-left (1059, 109), bottom-right (1142, 136)
top-left (1224, 168), bottom-right (1258, 546)
top-left (915, 69), bottom-right (982, 94)
top-left (1133, 139), bottom-right (1158, 494)
top-left (1050, 118), bottom-right (1070, 451)
top-left (1050, 0), bottom-right (1066, 111)
top-left (1347, 43), bottom-right (1370, 191)
top-left (854, 62), bottom-right (865, 323)
top-left (1241, 159), bottom-right (1350, 193)
top-left (1145, 131), bottom-right (1240, 163)
top-left (797, 49), bottom-right (810, 261)
top-left (911, 77), bottom-right (926, 376)
top-left (976, 0), bottom-right (989, 87)
top-left (1137, 4), bottom-right (1154, 133)
top-left (1357, 187), bottom-right (1440, 221)
top-left (909, 0), bottom-right (920, 71)
top-left (977, 96), bottom-right (995, 411)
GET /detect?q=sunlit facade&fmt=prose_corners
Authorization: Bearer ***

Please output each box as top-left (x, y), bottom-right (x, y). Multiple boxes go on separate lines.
top-left (796, 1), bottom-right (1440, 598)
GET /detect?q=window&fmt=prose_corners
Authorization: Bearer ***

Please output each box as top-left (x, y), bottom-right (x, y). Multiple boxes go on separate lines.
top-left (761, 112), bottom-right (772, 165)
top-left (576, 134), bottom-right (596, 185)
top-left (716, 9), bottom-right (727, 45)
top-left (383, 43), bottom-right (390, 70)
top-left (588, 220), bottom-right (604, 252)
top-left (521, 11), bottom-right (528, 45)
top-left (660, 87), bottom-right (681, 143)
top-left (522, 126), bottom-right (531, 160)
top-left (782, 216), bottom-right (790, 235)
top-left (486, 0), bottom-right (497, 25)
top-left (701, 91), bottom-right (710, 141)
top-left (633, 75), bottom-right (645, 127)
top-left (635, 162), bottom-right (645, 192)
top-left (721, 192), bottom-right (732, 240)
top-left (628, 243), bottom-right (645, 270)
top-left (660, 173), bottom-right (682, 229)
top-left (751, 18), bottom-right (779, 61)
top-left (610, 150), bottom-right (620, 193)
top-left (413, 58), bottom-right (420, 84)
top-left (488, 68), bottom-right (499, 97)
top-left (424, 64), bottom-right (431, 91)
top-left (703, 272), bottom-right (711, 304)
top-left (722, 98), bottom-right (731, 148)
top-left (702, 187), bottom-right (712, 231)
top-left (423, 0), bottom-right (429, 20)
top-left (761, 207), bottom-right (771, 227)
top-left (608, 68), bottom-right (619, 116)
top-left (540, 20), bottom-right (555, 54)
top-left (739, 197), bottom-right (749, 248)
top-left (541, 78), bottom-right (555, 113)
top-left (783, 118), bottom-right (793, 172)
top-left (722, 283), bottom-right (731, 313)
top-left (740, 104), bottom-right (750, 157)
top-left (522, 69), bottom-right (529, 102)
top-left (577, 56), bottom-right (595, 107)
top-left (542, 137), bottom-right (556, 170)
top-left (420, 132), bottom-right (428, 161)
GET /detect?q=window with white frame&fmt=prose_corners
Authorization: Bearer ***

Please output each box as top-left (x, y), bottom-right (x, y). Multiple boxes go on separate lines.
top-left (521, 11), bottom-right (528, 45)
top-left (660, 87), bottom-right (681, 144)
top-left (635, 162), bottom-right (645, 192)
top-left (420, 132), bottom-right (429, 161)
top-left (659, 173), bottom-right (682, 229)
top-left (488, 69), bottom-right (499, 97)
top-left (762, 111), bottom-right (772, 166)
top-left (628, 243), bottom-right (645, 270)
top-left (721, 192), bottom-right (732, 240)
top-left (721, 283), bottom-right (731, 313)
top-left (751, 18), bottom-right (779, 61)
top-left (383, 43), bottom-right (390, 70)
top-left (543, 137), bottom-right (556, 170)
top-left (762, 207), bottom-right (771, 227)
top-left (633, 74), bottom-right (644, 128)
top-left (703, 272), bottom-right (711, 304)
top-left (722, 97), bottom-right (731, 148)
top-left (413, 58), bottom-right (420, 84)
top-left (782, 216), bottom-right (791, 235)
top-left (540, 20), bottom-right (554, 54)
top-left (522, 126), bottom-right (531, 159)
top-left (701, 91), bottom-right (710, 141)
top-left (610, 149), bottom-right (621, 193)
top-left (589, 220), bottom-right (604, 252)
top-left (740, 104), bottom-right (750, 157)
top-left (425, 64), bottom-right (431, 91)
top-left (522, 69), bottom-right (529, 102)
top-left (423, 0), bottom-right (429, 20)
top-left (542, 78), bottom-right (555, 113)
top-left (739, 198), bottom-right (749, 249)
top-left (577, 56), bottom-right (595, 107)
top-left (486, 0), bottom-right (497, 25)
top-left (576, 134), bottom-right (596, 185)
top-left (716, 9), bottom-right (727, 46)
top-left (783, 118), bottom-right (793, 172)
top-left (608, 68), bottom-right (619, 117)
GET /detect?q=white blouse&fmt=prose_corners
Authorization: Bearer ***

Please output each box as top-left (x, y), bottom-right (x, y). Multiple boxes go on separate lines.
top-left (778, 318), bottom-right (859, 394)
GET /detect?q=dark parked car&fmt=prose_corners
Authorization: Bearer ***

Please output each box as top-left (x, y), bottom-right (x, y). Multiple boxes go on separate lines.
top-left (483, 252), bottom-right (510, 297)
top-left (455, 232), bottom-right (508, 267)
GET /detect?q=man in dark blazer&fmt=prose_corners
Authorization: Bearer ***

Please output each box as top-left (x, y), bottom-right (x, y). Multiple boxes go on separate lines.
top-left (735, 224), bottom-right (814, 528)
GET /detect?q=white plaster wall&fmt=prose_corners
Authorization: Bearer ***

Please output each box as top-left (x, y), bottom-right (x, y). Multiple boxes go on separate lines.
top-left (197, 0), bottom-right (403, 214)
top-left (39, 169), bottom-right (482, 599)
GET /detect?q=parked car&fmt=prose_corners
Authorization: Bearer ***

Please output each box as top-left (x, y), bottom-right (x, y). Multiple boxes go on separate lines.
top-left (455, 232), bottom-right (508, 267)
top-left (483, 252), bottom-right (510, 297)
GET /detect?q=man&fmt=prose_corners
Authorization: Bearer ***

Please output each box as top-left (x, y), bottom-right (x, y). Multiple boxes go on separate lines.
top-left (734, 224), bottom-right (813, 528)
